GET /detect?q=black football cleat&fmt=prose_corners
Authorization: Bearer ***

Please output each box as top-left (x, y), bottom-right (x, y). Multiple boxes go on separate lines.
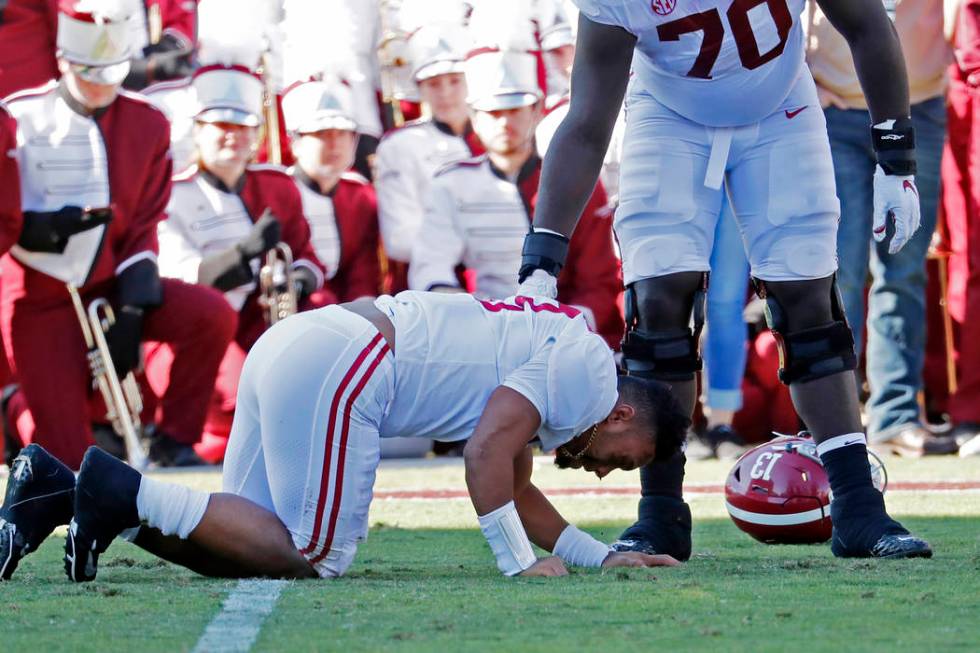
top-left (830, 487), bottom-right (932, 559)
top-left (0, 444), bottom-right (75, 580)
top-left (869, 533), bottom-right (933, 559)
top-left (65, 447), bottom-right (141, 583)
top-left (611, 496), bottom-right (692, 562)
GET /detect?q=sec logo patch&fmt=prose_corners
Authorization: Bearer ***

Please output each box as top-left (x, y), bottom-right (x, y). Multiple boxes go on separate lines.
top-left (651, 0), bottom-right (676, 15)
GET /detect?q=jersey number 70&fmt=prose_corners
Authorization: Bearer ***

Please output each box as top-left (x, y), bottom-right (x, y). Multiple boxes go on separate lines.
top-left (657, 0), bottom-right (793, 79)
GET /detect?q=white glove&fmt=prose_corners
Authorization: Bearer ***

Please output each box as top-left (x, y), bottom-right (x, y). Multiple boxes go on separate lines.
top-left (872, 164), bottom-right (921, 255)
top-left (516, 269), bottom-right (558, 299)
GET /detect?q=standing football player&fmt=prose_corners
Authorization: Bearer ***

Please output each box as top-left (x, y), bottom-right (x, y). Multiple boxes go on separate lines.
top-left (517, 0), bottom-right (931, 559)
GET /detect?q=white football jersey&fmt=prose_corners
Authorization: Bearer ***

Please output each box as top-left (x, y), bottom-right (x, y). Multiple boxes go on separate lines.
top-left (574, 0), bottom-right (806, 126)
top-left (375, 291), bottom-right (618, 450)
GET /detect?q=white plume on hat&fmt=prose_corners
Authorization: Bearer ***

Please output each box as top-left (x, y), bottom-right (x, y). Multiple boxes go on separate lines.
top-left (281, 0), bottom-right (366, 87)
top-left (467, 0), bottom-right (541, 52)
top-left (196, 0), bottom-right (270, 69)
top-left (537, 0), bottom-right (575, 50)
top-left (397, 0), bottom-right (470, 32)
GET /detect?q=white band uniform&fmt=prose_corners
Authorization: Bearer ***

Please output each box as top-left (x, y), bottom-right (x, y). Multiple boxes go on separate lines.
top-left (478, 501), bottom-right (537, 576)
top-left (553, 525), bottom-right (611, 568)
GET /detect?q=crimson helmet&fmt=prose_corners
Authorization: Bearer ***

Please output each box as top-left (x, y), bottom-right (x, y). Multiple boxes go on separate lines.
top-left (724, 434), bottom-right (887, 544)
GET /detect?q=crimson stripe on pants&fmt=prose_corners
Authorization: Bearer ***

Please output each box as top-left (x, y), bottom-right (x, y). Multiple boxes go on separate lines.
top-left (309, 342), bottom-right (391, 565)
top-left (300, 332), bottom-right (384, 556)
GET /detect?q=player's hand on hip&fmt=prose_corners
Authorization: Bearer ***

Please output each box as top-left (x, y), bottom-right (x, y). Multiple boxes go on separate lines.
top-left (601, 551), bottom-right (682, 569)
top-left (518, 556), bottom-right (569, 577)
top-left (516, 269), bottom-right (558, 300)
top-left (872, 165), bottom-right (921, 255)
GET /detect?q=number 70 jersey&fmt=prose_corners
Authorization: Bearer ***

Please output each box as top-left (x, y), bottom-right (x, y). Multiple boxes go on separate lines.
top-left (574, 0), bottom-right (807, 127)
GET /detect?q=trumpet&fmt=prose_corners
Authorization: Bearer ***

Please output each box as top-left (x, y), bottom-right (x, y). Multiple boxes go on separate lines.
top-left (259, 242), bottom-right (298, 325)
top-left (68, 284), bottom-right (147, 470)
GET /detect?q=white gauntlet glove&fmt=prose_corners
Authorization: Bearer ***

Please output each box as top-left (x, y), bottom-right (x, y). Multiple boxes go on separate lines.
top-left (516, 269), bottom-right (558, 299)
top-left (872, 165), bottom-right (921, 255)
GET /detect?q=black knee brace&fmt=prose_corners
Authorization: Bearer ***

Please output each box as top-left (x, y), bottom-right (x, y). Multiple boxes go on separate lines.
top-left (754, 277), bottom-right (857, 385)
top-left (621, 275), bottom-right (708, 381)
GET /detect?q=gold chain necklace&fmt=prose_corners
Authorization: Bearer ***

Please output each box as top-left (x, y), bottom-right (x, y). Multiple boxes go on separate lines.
top-left (558, 424), bottom-right (600, 460)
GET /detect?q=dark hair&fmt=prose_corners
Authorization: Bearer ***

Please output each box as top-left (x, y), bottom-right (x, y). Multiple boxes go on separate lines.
top-left (616, 375), bottom-right (690, 462)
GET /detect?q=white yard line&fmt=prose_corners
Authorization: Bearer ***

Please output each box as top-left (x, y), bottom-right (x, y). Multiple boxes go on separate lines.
top-left (192, 579), bottom-right (288, 653)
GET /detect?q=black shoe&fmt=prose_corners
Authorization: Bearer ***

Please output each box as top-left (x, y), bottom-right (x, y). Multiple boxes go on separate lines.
top-left (612, 496), bottom-right (692, 561)
top-left (829, 487), bottom-right (932, 559)
top-left (704, 425), bottom-right (748, 461)
top-left (148, 432), bottom-right (205, 468)
top-left (65, 447), bottom-right (141, 582)
top-left (0, 444), bottom-right (75, 580)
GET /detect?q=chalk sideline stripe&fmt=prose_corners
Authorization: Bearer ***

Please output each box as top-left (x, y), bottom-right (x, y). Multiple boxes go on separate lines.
top-left (192, 579), bottom-right (287, 653)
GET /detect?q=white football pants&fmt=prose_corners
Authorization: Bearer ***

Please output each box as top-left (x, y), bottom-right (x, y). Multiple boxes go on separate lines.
top-left (222, 306), bottom-right (394, 578)
top-left (615, 68), bottom-right (841, 284)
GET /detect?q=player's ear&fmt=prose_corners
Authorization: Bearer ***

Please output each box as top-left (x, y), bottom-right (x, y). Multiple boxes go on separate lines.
top-left (609, 401), bottom-right (636, 424)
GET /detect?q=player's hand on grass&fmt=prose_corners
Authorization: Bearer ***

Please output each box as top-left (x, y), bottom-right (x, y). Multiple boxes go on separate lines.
top-left (519, 556), bottom-right (569, 577)
top-left (601, 551), bottom-right (682, 568)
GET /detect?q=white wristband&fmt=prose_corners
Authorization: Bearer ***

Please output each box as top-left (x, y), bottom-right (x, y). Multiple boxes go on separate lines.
top-left (553, 524), bottom-right (611, 568)
top-left (477, 500), bottom-right (537, 576)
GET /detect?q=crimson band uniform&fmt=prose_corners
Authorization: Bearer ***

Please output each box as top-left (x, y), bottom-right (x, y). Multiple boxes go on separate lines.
top-left (223, 291), bottom-right (617, 577)
top-left (0, 104), bottom-right (22, 256)
top-left (0, 0), bottom-right (59, 98)
top-left (1, 81), bottom-right (235, 468)
top-left (156, 163), bottom-right (326, 453)
top-left (292, 170), bottom-right (381, 304)
top-left (280, 75), bottom-right (381, 305)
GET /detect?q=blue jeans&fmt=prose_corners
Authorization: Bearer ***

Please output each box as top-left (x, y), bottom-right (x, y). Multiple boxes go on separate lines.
top-left (703, 195), bottom-right (751, 411)
top-left (824, 97), bottom-right (946, 440)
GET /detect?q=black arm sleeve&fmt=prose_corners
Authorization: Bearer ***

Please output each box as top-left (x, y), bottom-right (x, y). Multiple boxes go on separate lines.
top-left (18, 212), bottom-right (68, 253)
top-left (198, 246), bottom-right (254, 292)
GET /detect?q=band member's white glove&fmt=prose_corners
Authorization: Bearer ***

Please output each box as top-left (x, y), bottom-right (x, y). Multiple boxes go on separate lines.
top-left (873, 165), bottom-right (921, 255)
top-left (516, 269), bottom-right (558, 299)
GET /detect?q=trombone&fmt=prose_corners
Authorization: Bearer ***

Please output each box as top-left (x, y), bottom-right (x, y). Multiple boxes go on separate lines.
top-left (68, 284), bottom-right (147, 470)
top-left (259, 242), bottom-right (298, 325)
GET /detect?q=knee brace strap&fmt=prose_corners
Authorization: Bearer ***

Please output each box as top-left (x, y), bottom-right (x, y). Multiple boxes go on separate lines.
top-left (622, 328), bottom-right (701, 381)
top-left (756, 278), bottom-right (857, 385)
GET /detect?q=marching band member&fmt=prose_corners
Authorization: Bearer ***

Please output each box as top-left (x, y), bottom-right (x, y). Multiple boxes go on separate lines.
top-left (143, 0), bottom-right (273, 173)
top-left (155, 62), bottom-right (325, 463)
top-left (0, 0), bottom-right (235, 469)
top-left (121, 0), bottom-right (198, 90)
top-left (374, 16), bottom-right (482, 289)
top-left (283, 76), bottom-right (381, 305)
top-left (408, 46), bottom-right (624, 348)
top-left (280, 0), bottom-right (384, 178)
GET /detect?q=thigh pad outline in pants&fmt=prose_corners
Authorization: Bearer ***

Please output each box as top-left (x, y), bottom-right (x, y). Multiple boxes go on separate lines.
top-left (726, 98), bottom-right (841, 282)
top-left (222, 307), bottom-right (393, 578)
top-left (615, 90), bottom-right (725, 285)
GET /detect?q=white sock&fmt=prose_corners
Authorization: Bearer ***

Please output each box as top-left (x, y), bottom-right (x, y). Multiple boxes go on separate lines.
top-left (136, 477), bottom-right (210, 539)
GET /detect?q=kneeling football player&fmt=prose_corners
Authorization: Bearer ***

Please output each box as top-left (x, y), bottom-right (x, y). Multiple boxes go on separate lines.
top-left (0, 292), bottom-right (686, 581)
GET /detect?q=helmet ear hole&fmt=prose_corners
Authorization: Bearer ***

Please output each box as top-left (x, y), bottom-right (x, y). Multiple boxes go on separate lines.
top-left (732, 466), bottom-right (742, 483)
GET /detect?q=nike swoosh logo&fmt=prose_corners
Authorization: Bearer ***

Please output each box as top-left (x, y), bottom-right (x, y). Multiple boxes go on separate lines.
top-left (903, 180), bottom-right (918, 197)
top-left (785, 106), bottom-right (808, 119)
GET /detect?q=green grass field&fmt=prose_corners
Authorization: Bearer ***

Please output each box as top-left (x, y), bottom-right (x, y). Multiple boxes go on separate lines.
top-left (2, 456), bottom-right (979, 652)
